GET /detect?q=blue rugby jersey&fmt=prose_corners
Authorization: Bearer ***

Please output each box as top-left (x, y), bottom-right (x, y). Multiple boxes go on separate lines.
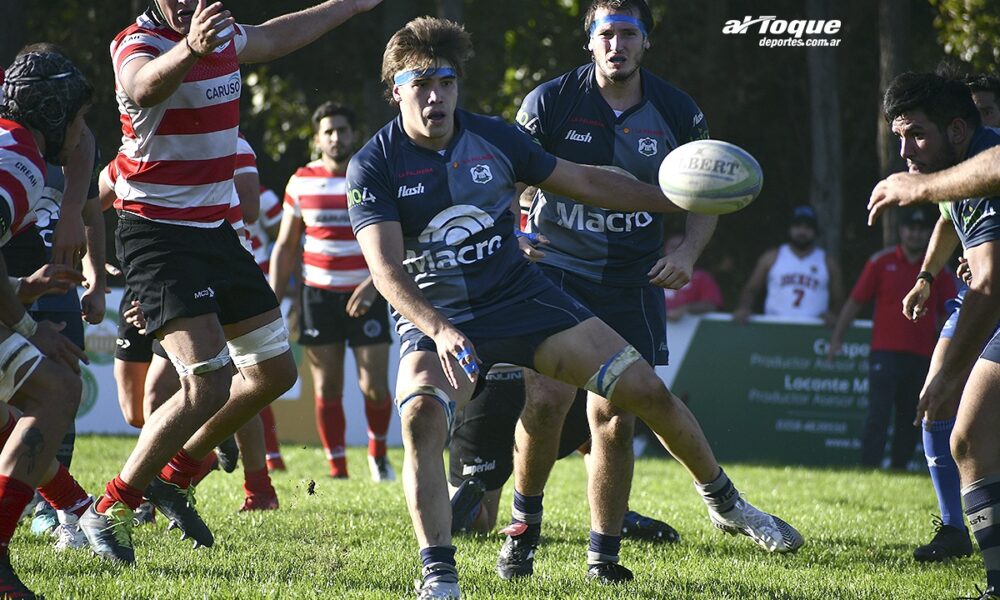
top-left (516, 63), bottom-right (709, 286)
top-left (347, 109), bottom-right (557, 334)
top-left (948, 127), bottom-right (1000, 250)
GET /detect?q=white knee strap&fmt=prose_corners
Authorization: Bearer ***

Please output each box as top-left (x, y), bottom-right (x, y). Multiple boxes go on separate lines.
top-left (396, 385), bottom-right (456, 430)
top-left (584, 345), bottom-right (642, 400)
top-left (0, 333), bottom-right (42, 403)
top-left (165, 345), bottom-right (232, 378)
top-left (227, 318), bottom-right (290, 369)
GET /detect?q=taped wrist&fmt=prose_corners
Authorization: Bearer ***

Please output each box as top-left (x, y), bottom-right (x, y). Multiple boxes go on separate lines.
top-left (12, 312), bottom-right (36, 339)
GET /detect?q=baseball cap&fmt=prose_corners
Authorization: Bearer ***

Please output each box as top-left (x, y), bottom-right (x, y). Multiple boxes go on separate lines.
top-left (899, 206), bottom-right (934, 226)
top-left (790, 205), bottom-right (819, 228)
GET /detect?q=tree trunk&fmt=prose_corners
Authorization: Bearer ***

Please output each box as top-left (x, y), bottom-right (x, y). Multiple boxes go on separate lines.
top-left (878, 0), bottom-right (911, 245)
top-left (0, 0), bottom-right (25, 65)
top-left (807, 0), bottom-right (844, 261)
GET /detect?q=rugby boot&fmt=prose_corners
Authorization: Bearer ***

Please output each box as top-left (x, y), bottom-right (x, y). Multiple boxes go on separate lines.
top-left (958, 585), bottom-right (999, 599)
top-left (414, 562), bottom-right (460, 599)
top-left (217, 437), bottom-right (239, 473)
top-left (0, 552), bottom-right (38, 599)
top-left (29, 502), bottom-right (57, 537)
top-left (914, 518), bottom-right (973, 562)
top-left (145, 477), bottom-right (213, 548)
top-left (79, 500), bottom-right (135, 564)
top-left (496, 523), bottom-right (538, 579)
top-left (707, 496), bottom-right (803, 553)
top-left (368, 455), bottom-right (396, 483)
top-left (450, 478), bottom-right (485, 534)
top-left (132, 501), bottom-right (156, 526)
top-left (621, 510), bottom-right (680, 544)
top-left (586, 561), bottom-right (634, 584)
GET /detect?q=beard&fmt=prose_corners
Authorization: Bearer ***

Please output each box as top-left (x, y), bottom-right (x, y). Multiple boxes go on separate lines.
top-left (789, 234), bottom-right (815, 251)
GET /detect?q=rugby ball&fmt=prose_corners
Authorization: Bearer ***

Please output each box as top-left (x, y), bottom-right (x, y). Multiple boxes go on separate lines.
top-left (657, 140), bottom-right (763, 215)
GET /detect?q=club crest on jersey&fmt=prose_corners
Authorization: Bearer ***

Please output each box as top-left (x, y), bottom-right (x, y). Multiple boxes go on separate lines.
top-left (470, 164), bottom-right (493, 185)
top-left (638, 137), bottom-right (658, 157)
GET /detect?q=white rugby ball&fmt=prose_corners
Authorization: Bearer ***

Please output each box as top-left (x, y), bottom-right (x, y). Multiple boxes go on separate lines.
top-left (658, 140), bottom-right (763, 215)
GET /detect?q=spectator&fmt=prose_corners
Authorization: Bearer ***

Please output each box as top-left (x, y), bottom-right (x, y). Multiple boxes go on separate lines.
top-left (733, 205), bottom-right (843, 325)
top-left (828, 206), bottom-right (956, 469)
top-left (966, 74), bottom-right (1000, 127)
top-left (663, 232), bottom-right (723, 321)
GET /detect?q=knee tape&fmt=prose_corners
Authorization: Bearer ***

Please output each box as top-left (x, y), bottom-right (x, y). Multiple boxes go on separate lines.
top-left (396, 385), bottom-right (456, 430)
top-left (228, 318), bottom-right (290, 369)
top-left (0, 334), bottom-right (42, 403)
top-left (584, 345), bottom-right (642, 400)
top-left (165, 345), bottom-right (231, 378)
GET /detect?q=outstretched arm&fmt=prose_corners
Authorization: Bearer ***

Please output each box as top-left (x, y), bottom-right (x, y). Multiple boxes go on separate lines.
top-left (238, 0), bottom-right (382, 64)
top-left (537, 158), bottom-right (683, 214)
top-left (733, 249), bottom-right (777, 323)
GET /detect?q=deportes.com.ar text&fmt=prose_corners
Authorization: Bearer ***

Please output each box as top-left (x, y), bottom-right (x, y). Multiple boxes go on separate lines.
top-left (760, 38), bottom-right (841, 48)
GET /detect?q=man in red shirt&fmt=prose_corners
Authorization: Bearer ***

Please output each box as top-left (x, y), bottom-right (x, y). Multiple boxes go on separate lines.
top-left (828, 206), bottom-right (955, 470)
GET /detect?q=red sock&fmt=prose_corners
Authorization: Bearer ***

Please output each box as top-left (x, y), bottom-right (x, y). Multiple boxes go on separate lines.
top-left (315, 395), bottom-right (347, 476)
top-left (365, 397), bottom-right (392, 458)
top-left (97, 475), bottom-right (144, 512)
top-left (37, 464), bottom-right (92, 518)
top-left (259, 406), bottom-right (283, 460)
top-left (191, 451), bottom-right (219, 487)
top-left (158, 449), bottom-right (204, 489)
top-left (0, 407), bottom-right (17, 449)
top-left (0, 476), bottom-right (33, 549)
top-left (243, 467), bottom-right (275, 497)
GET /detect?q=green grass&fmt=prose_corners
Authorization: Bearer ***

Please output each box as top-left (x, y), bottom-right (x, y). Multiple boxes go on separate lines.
top-left (17, 436), bottom-right (983, 599)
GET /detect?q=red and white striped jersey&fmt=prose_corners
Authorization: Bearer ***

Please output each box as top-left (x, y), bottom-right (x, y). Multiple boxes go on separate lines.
top-left (247, 186), bottom-right (281, 272)
top-left (235, 133), bottom-right (256, 177)
top-left (109, 11), bottom-right (247, 228)
top-left (0, 119), bottom-right (46, 245)
top-left (284, 161), bottom-right (368, 291)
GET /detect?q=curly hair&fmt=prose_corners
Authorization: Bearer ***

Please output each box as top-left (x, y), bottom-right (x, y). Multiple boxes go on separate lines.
top-left (883, 71), bottom-right (980, 132)
top-left (381, 17), bottom-right (473, 103)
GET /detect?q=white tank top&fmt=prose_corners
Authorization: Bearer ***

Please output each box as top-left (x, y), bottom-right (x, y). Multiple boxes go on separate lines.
top-left (763, 244), bottom-right (830, 318)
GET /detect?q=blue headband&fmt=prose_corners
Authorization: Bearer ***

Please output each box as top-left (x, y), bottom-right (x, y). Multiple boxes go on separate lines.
top-left (393, 66), bottom-right (458, 86)
top-left (588, 15), bottom-right (648, 38)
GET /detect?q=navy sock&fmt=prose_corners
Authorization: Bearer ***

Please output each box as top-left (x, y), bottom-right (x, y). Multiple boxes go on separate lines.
top-left (924, 419), bottom-right (965, 529)
top-left (511, 489), bottom-right (543, 538)
top-left (695, 468), bottom-right (739, 513)
top-left (588, 530), bottom-right (621, 565)
top-left (963, 474), bottom-right (1000, 589)
top-left (419, 545), bottom-right (457, 583)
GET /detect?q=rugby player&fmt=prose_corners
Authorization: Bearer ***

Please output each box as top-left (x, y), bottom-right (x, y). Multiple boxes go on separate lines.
top-left (81, 0), bottom-right (382, 564)
top-left (271, 102), bottom-right (394, 483)
top-left (347, 16), bottom-right (802, 598)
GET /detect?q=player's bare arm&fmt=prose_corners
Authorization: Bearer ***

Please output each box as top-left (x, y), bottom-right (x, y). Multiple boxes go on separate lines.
top-left (868, 146), bottom-right (1000, 225)
top-left (268, 212), bottom-right (304, 304)
top-left (537, 158), bottom-right (683, 214)
top-left (51, 124), bottom-right (93, 266)
top-left (903, 217), bottom-right (959, 321)
top-left (234, 170), bottom-right (261, 224)
top-left (120, 1), bottom-right (234, 107)
top-left (237, 0), bottom-right (383, 64)
top-left (733, 248), bottom-right (778, 323)
top-left (354, 221), bottom-right (478, 389)
top-left (80, 192), bottom-right (108, 324)
top-left (649, 214), bottom-right (717, 289)
top-left (823, 255), bottom-right (845, 326)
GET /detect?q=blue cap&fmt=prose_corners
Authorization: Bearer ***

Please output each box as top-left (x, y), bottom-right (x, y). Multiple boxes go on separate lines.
top-left (791, 205), bottom-right (818, 228)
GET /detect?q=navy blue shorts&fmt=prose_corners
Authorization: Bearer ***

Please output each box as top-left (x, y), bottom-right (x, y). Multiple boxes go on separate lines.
top-left (398, 270), bottom-right (593, 372)
top-left (940, 287), bottom-right (1000, 363)
top-left (538, 264), bottom-right (667, 366)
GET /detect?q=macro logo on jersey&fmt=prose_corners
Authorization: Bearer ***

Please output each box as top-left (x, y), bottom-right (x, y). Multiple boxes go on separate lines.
top-left (406, 205), bottom-right (502, 274)
top-left (554, 200), bottom-right (653, 233)
top-left (470, 164), bottom-right (493, 185)
top-left (638, 137), bottom-right (658, 157)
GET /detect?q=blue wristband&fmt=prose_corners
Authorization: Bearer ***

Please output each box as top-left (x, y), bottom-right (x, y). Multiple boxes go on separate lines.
top-left (515, 230), bottom-right (540, 244)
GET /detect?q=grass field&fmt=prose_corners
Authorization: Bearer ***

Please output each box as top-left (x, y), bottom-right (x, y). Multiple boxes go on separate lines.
top-left (14, 436), bottom-right (984, 599)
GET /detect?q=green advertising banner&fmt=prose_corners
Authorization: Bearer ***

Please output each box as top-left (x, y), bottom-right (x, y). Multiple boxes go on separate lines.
top-left (670, 315), bottom-right (873, 466)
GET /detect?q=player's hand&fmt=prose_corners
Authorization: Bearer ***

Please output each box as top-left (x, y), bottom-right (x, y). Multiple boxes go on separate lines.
top-left (50, 212), bottom-right (86, 267)
top-left (957, 257), bottom-right (973, 285)
top-left (648, 254), bottom-right (693, 289)
top-left (186, 0), bottom-right (235, 57)
top-left (124, 300), bottom-right (148, 335)
top-left (914, 371), bottom-right (964, 427)
top-left (346, 280), bottom-right (378, 317)
top-left (732, 306), bottom-right (752, 325)
top-left (80, 285), bottom-right (106, 325)
top-left (517, 232), bottom-right (548, 262)
top-left (16, 264), bottom-right (85, 304)
top-left (867, 172), bottom-right (929, 226)
top-left (432, 326), bottom-right (479, 389)
top-left (104, 263), bottom-right (122, 278)
top-left (902, 280), bottom-right (931, 322)
top-left (28, 320), bottom-right (89, 374)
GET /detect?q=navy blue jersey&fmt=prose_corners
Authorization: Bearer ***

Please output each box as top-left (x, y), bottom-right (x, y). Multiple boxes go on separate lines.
top-left (347, 110), bottom-right (558, 333)
top-left (516, 64), bottom-right (709, 286)
top-left (949, 127), bottom-right (1000, 250)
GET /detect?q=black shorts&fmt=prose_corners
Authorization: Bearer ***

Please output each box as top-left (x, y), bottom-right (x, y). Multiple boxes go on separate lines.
top-left (31, 310), bottom-right (84, 351)
top-left (298, 285), bottom-right (391, 347)
top-left (116, 214), bottom-right (279, 335)
top-left (540, 264), bottom-right (668, 366)
top-left (448, 369), bottom-right (591, 491)
top-left (115, 288), bottom-right (154, 362)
